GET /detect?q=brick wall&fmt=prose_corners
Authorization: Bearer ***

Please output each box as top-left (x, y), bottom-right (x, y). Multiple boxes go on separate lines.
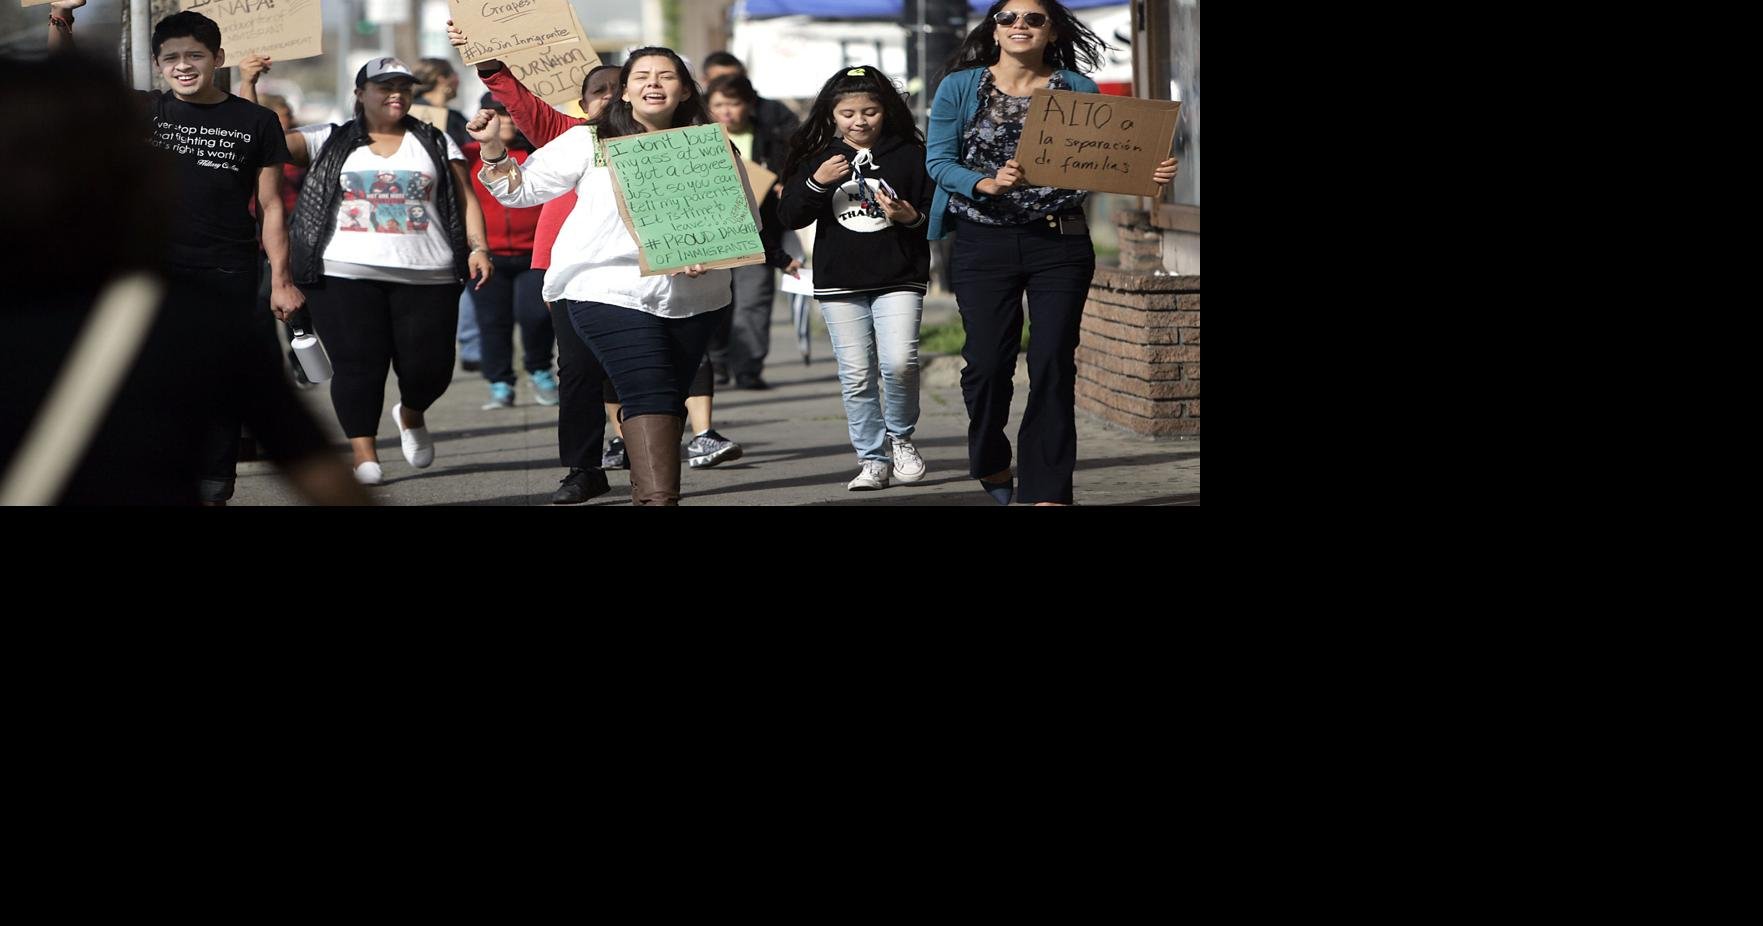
top-left (1076, 261), bottom-right (1200, 437)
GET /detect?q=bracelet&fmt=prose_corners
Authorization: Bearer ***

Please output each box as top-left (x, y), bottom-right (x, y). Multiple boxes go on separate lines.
top-left (470, 246), bottom-right (491, 255)
top-left (50, 15), bottom-right (72, 31)
top-left (482, 150), bottom-right (509, 165)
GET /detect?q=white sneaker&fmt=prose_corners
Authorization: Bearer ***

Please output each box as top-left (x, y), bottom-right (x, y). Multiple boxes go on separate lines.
top-left (889, 434), bottom-right (926, 483)
top-left (353, 461), bottom-right (384, 485)
top-left (391, 402), bottom-right (434, 468)
top-left (847, 460), bottom-right (891, 491)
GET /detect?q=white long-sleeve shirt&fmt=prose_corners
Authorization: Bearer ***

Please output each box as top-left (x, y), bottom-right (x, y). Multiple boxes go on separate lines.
top-left (478, 125), bottom-right (732, 317)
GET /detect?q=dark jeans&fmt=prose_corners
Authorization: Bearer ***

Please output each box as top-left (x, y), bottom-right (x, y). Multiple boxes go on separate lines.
top-left (168, 263), bottom-right (275, 502)
top-left (304, 275), bottom-right (460, 437)
top-left (602, 356), bottom-right (713, 401)
top-left (707, 263), bottom-right (775, 379)
top-left (473, 253), bottom-right (553, 385)
top-left (549, 299), bottom-right (608, 470)
top-left (951, 216), bottom-right (1095, 505)
top-left (564, 300), bottom-right (726, 420)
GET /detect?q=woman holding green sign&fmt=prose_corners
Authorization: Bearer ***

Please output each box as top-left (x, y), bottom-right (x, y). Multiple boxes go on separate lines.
top-left (471, 48), bottom-right (739, 506)
top-left (928, 1), bottom-right (1177, 506)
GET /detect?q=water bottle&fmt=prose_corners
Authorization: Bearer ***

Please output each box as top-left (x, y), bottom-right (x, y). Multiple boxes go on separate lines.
top-left (289, 327), bottom-right (334, 383)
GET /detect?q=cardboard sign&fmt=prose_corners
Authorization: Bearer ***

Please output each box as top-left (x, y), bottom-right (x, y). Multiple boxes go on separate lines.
top-left (743, 159), bottom-right (778, 200)
top-left (408, 104), bottom-right (451, 133)
top-left (449, 0), bottom-right (581, 66)
top-left (1014, 89), bottom-right (1180, 197)
top-left (602, 123), bottom-right (767, 277)
top-left (24, 1), bottom-right (58, 9)
top-left (177, 0), bottom-right (324, 64)
top-left (500, 5), bottom-right (601, 110)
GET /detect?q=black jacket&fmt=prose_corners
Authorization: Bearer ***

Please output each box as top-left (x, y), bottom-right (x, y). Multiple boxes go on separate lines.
top-left (291, 117), bottom-right (469, 286)
top-left (736, 104), bottom-right (799, 271)
top-left (778, 135), bottom-right (930, 296)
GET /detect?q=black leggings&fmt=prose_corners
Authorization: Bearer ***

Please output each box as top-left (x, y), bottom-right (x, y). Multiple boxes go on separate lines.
top-left (304, 275), bottom-right (460, 437)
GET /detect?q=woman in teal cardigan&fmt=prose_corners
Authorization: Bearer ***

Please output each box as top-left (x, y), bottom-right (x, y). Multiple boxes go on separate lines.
top-left (926, 1), bottom-right (1176, 506)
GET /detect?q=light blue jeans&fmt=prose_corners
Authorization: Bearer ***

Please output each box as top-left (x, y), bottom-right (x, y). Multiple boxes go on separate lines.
top-left (819, 289), bottom-right (923, 462)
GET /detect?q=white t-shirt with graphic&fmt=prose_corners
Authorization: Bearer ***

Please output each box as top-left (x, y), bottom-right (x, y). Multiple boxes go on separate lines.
top-left (296, 124), bottom-right (466, 283)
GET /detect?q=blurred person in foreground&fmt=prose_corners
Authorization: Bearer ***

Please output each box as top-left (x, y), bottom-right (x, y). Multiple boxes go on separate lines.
top-left (0, 51), bottom-right (369, 506)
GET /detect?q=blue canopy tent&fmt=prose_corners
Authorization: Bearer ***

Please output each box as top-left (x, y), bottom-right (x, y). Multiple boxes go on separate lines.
top-left (739, 1), bottom-right (1124, 17)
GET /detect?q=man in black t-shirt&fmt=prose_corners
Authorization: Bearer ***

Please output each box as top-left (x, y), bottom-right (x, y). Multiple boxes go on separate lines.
top-left (52, 3), bottom-right (309, 505)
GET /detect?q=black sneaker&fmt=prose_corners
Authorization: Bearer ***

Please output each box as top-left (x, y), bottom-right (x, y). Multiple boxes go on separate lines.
top-left (550, 467), bottom-right (610, 504)
top-left (601, 438), bottom-right (628, 470)
top-left (461, 359), bottom-right (482, 373)
top-left (735, 374), bottom-right (770, 390)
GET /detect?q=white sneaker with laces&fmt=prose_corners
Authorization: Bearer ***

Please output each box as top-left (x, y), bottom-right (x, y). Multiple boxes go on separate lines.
top-left (391, 402), bottom-right (434, 468)
top-left (847, 460), bottom-right (891, 491)
top-left (354, 461), bottom-right (384, 485)
top-left (889, 434), bottom-right (926, 483)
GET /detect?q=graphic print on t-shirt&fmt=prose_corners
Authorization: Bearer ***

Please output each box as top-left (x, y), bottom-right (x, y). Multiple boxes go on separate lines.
top-left (831, 178), bottom-right (892, 233)
top-left (337, 169), bottom-right (435, 235)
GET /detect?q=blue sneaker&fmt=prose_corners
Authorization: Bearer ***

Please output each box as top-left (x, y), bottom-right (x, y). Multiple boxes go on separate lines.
top-left (483, 382), bottom-right (515, 409)
top-left (531, 369), bottom-right (560, 406)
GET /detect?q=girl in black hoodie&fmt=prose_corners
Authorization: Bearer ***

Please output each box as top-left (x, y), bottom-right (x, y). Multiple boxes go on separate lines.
top-left (778, 66), bottom-right (933, 492)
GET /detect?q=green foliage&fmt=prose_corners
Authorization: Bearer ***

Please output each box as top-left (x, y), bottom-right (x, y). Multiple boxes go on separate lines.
top-left (918, 318), bottom-right (1031, 355)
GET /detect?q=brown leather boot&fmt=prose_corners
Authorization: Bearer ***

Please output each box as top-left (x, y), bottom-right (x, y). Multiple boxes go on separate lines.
top-left (619, 413), bottom-right (684, 506)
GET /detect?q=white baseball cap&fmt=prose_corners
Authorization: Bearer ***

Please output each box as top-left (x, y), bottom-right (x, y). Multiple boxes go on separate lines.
top-left (356, 57), bottom-right (416, 88)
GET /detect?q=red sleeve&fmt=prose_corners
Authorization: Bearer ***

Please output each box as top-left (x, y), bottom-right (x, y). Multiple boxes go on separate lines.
top-left (483, 68), bottom-right (585, 148)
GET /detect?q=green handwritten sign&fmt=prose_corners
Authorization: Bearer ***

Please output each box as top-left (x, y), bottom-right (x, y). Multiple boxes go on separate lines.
top-left (602, 123), bottom-right (766, 276)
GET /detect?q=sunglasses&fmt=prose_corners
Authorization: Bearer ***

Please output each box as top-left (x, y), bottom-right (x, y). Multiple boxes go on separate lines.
top-left (993, 10), bottom-right (1050, 28)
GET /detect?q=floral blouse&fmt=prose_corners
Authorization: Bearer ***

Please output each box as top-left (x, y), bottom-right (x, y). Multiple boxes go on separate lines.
top-left (947, 69), bottom-right (1088, 226)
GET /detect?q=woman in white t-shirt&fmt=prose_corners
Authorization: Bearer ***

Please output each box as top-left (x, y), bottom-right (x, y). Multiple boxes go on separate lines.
top-left (472, 47), bottom-right (746, 506)
top-left (284, 57), bottom-right (493, 487)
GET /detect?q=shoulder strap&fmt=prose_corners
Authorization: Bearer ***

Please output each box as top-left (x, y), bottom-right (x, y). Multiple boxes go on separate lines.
top-left (1, 273), bottom-right (165, 506)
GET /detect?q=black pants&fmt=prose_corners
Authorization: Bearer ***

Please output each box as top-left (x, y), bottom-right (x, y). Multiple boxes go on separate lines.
top-left (549, 299), bottom-right (608, 470)
top-left (564, 300), bottom-right (725, 420)
top-left (169, 263), bottom-right (276, 502)
top-left (951, 217), bottom-right (1095, 505)
top-left (304, 275), bottom-right (460, 437)
top-left (707, 263), bottom-right (774, 379)
top-left (474, 253), bottom-right (554, 385)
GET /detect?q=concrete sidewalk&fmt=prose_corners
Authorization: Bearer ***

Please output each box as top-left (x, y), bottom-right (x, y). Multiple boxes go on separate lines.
top-left (231, 292), bottom-right (1200, 506)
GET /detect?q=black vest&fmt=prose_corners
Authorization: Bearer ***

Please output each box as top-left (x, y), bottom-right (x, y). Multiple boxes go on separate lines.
top-left (291, 117), bottom-right (469, 286)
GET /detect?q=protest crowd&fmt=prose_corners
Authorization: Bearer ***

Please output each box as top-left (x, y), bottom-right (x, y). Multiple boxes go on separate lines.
top-left (1, 0), bottom-right (1177, 507)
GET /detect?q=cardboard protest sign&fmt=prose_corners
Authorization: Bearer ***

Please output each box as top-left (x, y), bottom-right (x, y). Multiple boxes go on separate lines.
top-left (24, 1), bottom-right (58, 9)
top-left (499, 5), bottom-right (601, 110)
top-left (742, 159), bottom-right (778, 200)
top-left (1014, 89), bottom-right (1180, 197)
top-left (602, 123), bottom-right (767, 277)
top-left (449, 0), bottom-right (581, 67)
top-left (409, 104), bottom-right (451, 133)
top-left (177, 0), bottom-right (324, 64)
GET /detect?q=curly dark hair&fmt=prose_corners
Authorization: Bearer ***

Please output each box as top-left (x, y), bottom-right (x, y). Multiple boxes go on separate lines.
top-left (944, 0), bottom-right (1108, 75)
top-left (587, 47), bottom-right (710, 140)
top-left (783, 65), bottom-right (923, 184)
